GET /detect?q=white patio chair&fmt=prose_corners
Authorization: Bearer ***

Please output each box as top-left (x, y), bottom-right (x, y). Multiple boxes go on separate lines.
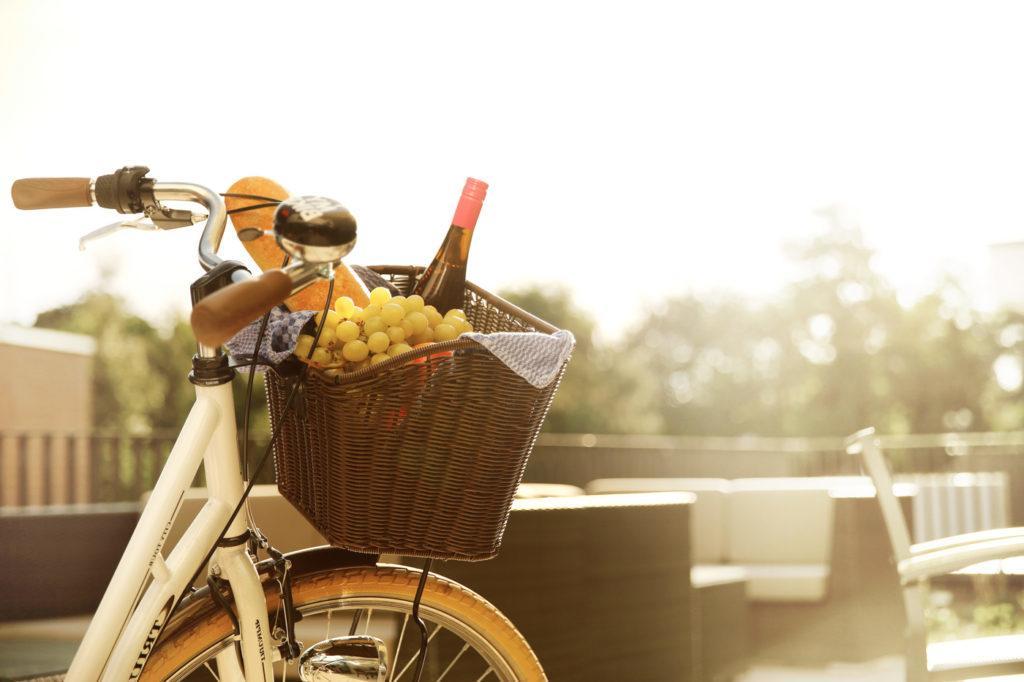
top-left (846, 428), bottom-right (1024, 681)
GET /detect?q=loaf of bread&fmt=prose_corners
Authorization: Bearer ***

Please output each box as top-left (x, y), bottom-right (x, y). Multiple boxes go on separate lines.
top-left (225, 176), bottom-right (370, 310)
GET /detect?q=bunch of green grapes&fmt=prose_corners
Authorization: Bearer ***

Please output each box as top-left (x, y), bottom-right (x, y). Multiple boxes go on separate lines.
top-left (292, 286), bottom-right (474, 372)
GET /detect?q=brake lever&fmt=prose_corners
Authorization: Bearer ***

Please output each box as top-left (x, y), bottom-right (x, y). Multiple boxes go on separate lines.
top-left (79, 217), bottom-right (155, 251)
top-left (78, 212), bottom-right (209, 251)
top-left (148, 205), bottom-right (207, 230)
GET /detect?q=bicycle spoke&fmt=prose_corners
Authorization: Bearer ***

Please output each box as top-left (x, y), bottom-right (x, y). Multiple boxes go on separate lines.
top-left (436, 642), bottom-right (469, 681)
top-left (392, 623), bottom-right (441, 682)
top-left (348, 608), bottom-right (364, 636)
top-left (388, 613), bottom-right (410, 682)
top-left (362, 608), bottom-right (374, 636)
top-left (163, 590), bottom-right (523, 681)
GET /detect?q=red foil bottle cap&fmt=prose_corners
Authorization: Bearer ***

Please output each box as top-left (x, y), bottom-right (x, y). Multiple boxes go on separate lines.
top-left (452, 177), bottom-right (488, 230)
top-left (462, 177), bottom-right (488, 201)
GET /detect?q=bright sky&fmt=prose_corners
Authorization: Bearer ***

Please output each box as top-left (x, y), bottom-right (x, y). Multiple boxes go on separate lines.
top-left (3, 1), bottom-right (1024, 340)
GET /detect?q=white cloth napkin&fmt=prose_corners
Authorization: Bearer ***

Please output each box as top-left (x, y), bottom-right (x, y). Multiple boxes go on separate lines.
top-left (463, 329), bottom-right (575, 388)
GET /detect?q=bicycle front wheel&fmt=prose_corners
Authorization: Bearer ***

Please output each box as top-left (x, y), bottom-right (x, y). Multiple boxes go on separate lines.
top-left (143, 564), bottom-right (546, 681)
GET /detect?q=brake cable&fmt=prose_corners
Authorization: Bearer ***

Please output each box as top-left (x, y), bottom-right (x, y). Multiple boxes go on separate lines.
top-left (221, 192), bottom-right (284, 203)
top-left (411, 559), bottom-right (434, 682)
top-left (235, 258), bottom-right (332, 663)
top-left (185, 204), bottom-right (434, 671)
top-left (240, 252), bottom-right (289, 550)
top-left (235, 250), bottom-right (307, 661)
top-left (222, 193), bottom-right (284, 218)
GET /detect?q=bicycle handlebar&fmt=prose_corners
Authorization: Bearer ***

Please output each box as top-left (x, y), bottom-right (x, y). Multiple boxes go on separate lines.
top-left (10, 169), bottom-right (333, 353)
top-left (190, 270), bottom-right (292, 347)
top-left (150, 182), bottom-right (228, 272)
top-left (11, 172), bottom-right (230, 271)
top-left (189, 261), bottom-right (328, 347)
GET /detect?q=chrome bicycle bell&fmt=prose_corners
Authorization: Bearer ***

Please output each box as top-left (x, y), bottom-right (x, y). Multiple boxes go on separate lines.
top-left (298, 636), bottom-right (388, 681)
top-left (273, 195), bottom-right (357, 265)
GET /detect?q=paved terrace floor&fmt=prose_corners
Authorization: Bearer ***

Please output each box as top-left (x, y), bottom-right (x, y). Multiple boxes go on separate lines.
top-left (0, 615), bottom-right (936, 682)
top-left (4, 616), bottom-right (1024, 682)
top-left (742, 663), bottom-right (1024, 682)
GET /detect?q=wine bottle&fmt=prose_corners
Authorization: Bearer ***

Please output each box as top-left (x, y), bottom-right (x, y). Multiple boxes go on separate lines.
top-left (413, 177), bottom-right (488, 312)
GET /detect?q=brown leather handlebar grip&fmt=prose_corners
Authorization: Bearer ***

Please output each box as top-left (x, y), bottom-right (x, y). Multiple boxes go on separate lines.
top-left (11, 177), bottom-right (92, 209)
top-left (191, 270), bottom-right (294, 347)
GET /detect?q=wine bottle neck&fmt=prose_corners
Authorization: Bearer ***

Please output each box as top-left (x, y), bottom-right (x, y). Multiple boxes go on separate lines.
top-left (452, 192), bottom-right (484, 231)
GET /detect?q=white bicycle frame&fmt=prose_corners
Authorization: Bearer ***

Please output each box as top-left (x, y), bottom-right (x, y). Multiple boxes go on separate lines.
top-left (13, 175), bottom-right (335, 681)
top-left (66, 380), bottom-right (274, 681)
top-left (50, 178), bottom-right (302, 681)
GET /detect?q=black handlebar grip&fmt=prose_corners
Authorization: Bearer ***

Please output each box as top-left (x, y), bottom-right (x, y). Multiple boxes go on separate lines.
top-left (94, 166), bottom-right (151, 214)
top-left (11, 178), bottom-right (92, 209)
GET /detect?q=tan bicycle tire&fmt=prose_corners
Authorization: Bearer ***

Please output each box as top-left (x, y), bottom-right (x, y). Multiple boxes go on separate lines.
top-left (143, 564), bottom-right (546, 681)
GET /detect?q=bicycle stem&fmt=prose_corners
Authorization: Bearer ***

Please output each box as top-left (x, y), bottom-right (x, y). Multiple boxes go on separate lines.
top-left (150, 183), bottom-right (329, 358)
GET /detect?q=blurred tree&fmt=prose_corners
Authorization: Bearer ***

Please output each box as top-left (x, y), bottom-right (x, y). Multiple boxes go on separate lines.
top-left (885, 278), bottom-right (1000, 434)
top-left (34, 292), bottom-right (269, 435)
top-left (635, 293), bottom-right (784, 435)
top-left (35, 293), bottom-right (193, 432)
top-left (32, 225), bottom-right (1024, 439)
top-left (632, 209), bottom-right (1017, 437)
top-left (770, 210), bottom-right (905, 435)
top-left (501, 285), bottom-right (660, 433)
top-left (982, 310), bottom-right (1024, 431)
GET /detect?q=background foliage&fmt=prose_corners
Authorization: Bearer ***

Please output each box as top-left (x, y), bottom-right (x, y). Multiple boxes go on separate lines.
top-left (34, 219), bottom-right (1024, 436)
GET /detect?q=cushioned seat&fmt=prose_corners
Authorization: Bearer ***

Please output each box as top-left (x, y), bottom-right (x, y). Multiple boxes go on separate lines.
top-left (690, 564), bottom-right (747, 588)
top-left (690, 565), bottom-right (749, 680)
top-left (588, 477), bottom-right (836, 603)
top-left (693, 563), bottom-right (829, 601)
top-left (726, 482), bottom-right (834, 603)
top-left (732, 564), bottom-right (830, 601)
top-left (586, 478), bottom-right (730, 563)
top-left (515, 482), bottom-right (585, 499)
top-left (444, 491), bottom-right (697, 681)
top-left (927, 633), bottom-right (1024, 679)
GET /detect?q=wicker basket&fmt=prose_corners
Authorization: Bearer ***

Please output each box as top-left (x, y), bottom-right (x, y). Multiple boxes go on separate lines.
top-left (266, 266), bottom-right (569, 561)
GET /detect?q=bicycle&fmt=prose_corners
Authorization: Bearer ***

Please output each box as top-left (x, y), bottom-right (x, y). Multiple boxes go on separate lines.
top-left (11, 168), bottom-right (547, 681)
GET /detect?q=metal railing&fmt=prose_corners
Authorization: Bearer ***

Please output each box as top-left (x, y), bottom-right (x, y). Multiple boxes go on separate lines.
top-left (0, 430), bottom-right (270, 507)
top-left (4, 429), bottom-right (1024, 510)
top-left (532, 431), bottom-right (1024, 475)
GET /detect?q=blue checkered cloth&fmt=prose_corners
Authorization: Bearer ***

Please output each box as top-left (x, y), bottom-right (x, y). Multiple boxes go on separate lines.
top-left (224, 265), bottom-right (575, 386)
top-left (228, 315), bottom-right (575, 387)
top-left (226, 306), bottom-right (316, 370)
top-left (225, 264), bottom-right (399, 370)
